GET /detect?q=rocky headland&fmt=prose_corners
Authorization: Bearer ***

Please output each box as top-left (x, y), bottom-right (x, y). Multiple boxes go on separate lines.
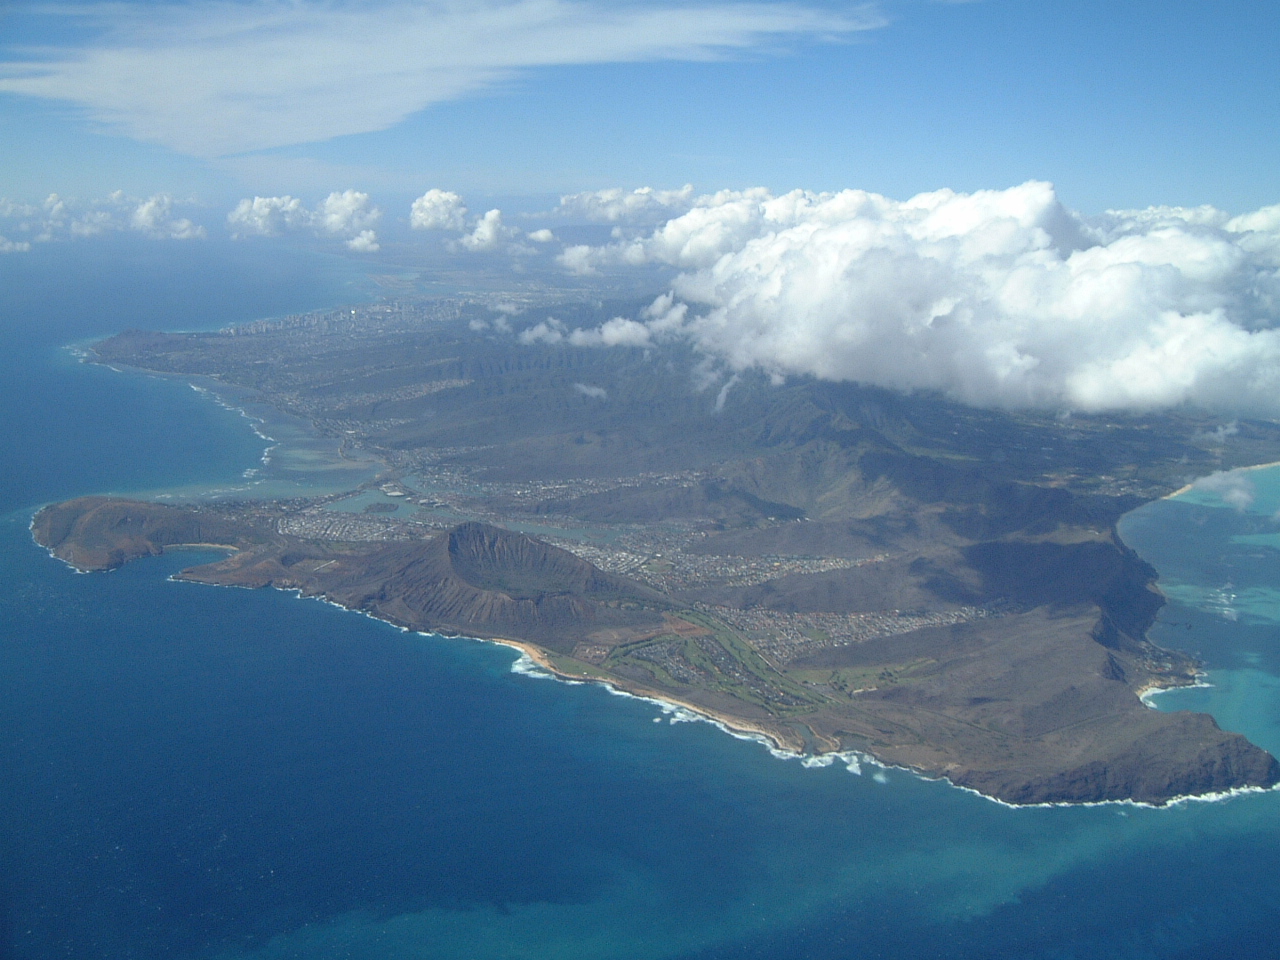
top-left (34, 494), bottom-right (1280, 806)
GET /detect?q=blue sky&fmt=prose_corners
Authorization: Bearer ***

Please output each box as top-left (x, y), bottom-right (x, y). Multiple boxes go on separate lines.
top-left (2, 1), bottom-right (1280, 421)
top-left (1, 0), bottom-right (1276, 213)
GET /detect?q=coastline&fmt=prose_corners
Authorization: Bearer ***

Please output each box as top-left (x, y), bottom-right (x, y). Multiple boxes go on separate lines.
top-left (33, 504), bottom-right (1278, 810)
top-left (478, 637), bottom-right (809, 756)
top-left (1137, 675), bottom-right (1214, 708)
top-left (208, 571), bottom-right (1280, 810)
top-left (162, 561), bottom-right (809, 761)
top-left (37, 347), bottom-right (1280, 810)
top-left (14, 316), bottom-right (1280, 958)
top-left (492, 630), bottom-right (1278, 809)
top-left (1163, 458), bottom-right (1280, 500)
top-left (88, 353), bottom-right (381, 500)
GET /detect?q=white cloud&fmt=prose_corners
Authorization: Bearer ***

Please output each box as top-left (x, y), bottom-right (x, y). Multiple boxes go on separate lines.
top-left (640, 291), bottom-right (689, 333)
top-left (410, 189), bottom-right (468, 231)
top-left (459, 208), bottom-right (516, 251)
top-left (1228, 204), bottom-right (1280, 235)
top-left (510, 298), bottom-right (676, 352)
top-left (315, 189), bottom-right (380, 235)
top-left (131, 195), bottom-right (172, 232)
top-left (714, 372), bottom-right (740, 411)
top-left (226, 196), bottom-right (310, 237)
top-left (0, 235), bottom-right (31, 253)
top-left (555, 184), bottom-right (696, 224)
top-left (558, 181), bottom-right (1280, 415)
top-left (1192, 421), bottom-right (1239, 445)
top-left (70, 210), bottom-right (114, 238)
top-left (346, 229), bottom-right (380, 252)
top-left (518, 317), bottom-right (566, 344)
top-left (527, 228), bottom-right (555, 243)
top-left (1193, 470), bottom-right (1255, 511)
top-left (567, 316), bottom-right (653, 347)
top-left (0, 1), bottom-right (879, 158)
top-left (130, 194), bottom-right (207, 239)
top-left (0, 200), bottom-right (38, 218)
top-left (573, 382), bottom-right (608, 399)
top-left (168, 219), bottom-right (206, 240)
top-left (558, 185), bottom-right (778, 272)
top-left (0, 190), bottom-right (205, 244)
top-left (228, 190), bottom-right (380, 247)
top-left (558, 244), bottom-right (598, 275)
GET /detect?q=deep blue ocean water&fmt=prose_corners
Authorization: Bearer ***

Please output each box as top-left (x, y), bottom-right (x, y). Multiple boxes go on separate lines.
top-left (3, 242), bottom-right (1280, 959)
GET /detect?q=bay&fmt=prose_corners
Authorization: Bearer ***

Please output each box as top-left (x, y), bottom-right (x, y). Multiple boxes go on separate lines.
top-left (3, 242), bottom-right (1280, 959)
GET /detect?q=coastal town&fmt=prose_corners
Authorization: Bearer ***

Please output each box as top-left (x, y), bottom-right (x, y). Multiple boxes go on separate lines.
top-left (207, 473), bottom-right (969, 671)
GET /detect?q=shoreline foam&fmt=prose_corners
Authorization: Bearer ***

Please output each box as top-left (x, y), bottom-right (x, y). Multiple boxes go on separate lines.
top-left (481, 636), bottom-right (808, 756)
top-left (269, 583), bottom-right (1280, 810)
top-left (1137, 676), bottom-right (1214, 709)
top-left (38, 529), bottom-right (1274, 811)
top-left (47, 344), bottom-right (1280, 810)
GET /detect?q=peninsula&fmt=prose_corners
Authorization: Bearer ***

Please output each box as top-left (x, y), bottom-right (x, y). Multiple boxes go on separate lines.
top-left (37, 298), bottom-right (1280, 806)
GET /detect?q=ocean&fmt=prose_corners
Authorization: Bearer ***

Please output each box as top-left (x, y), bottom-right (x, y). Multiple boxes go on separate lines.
top-left (3, 241), bottom-right (1280, 959)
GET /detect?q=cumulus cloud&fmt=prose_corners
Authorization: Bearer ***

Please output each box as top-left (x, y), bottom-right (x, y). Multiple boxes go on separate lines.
top-left (567, 316), bottom-right (654, 348)
top-left (0, 190), bottom-right (205, 245)
top-left (0, 1), bottom-right (878, 157)
top-left (573, 382), bottom-right (608, 399)
top-left (558, 243), bottom-right (598, 275)
top-left (410, 189), bottom-right (468, 231)
top-left (228, 190), bottom-right (380, 247)
top-left (130, 194), bottom-right (205, 239)
top-left (0, 200), bottom-right (36, 217)
top-left (558, 185), bottom-right (779, 273)
top-left (1193, 421), bottom-right (1239, 445)
top-left (346, 229), bottom-right (380, 252)
top-left (315, 189), bottom-right (380, 236)
top-left (555, 184), bottom-right (695, 224)
top-left (1193, 470), bottom-right (1256, 511)
top-left (519, 317), bottom-right (566, 344)
top-left (409, 194), bottom-right (526, 252)
top-left (558, 181), bottom-right (1280, 415)
top-left (460, 208), bottom-right (517, 251)
top-left (226, 196), bottom-right (310, 237)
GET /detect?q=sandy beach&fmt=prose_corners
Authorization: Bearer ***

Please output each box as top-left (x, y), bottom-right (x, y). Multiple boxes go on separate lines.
top-left (1164, 459), bottom-right (1280, 500)
top-left (483, 636), bottom-right (811, 755)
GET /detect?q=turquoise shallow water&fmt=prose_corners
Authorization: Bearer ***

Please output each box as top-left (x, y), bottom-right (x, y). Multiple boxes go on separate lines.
top-left (4, 243), bottom-right (1280, 958)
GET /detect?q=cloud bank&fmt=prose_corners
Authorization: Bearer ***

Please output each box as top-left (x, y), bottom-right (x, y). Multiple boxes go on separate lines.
top-left (228, 190), bottom-right (381, 249)
top-left (0, 191), bottom-right (205, 249)
top-left (557, 182), bottom-right (1280, 415)
top-left (555, 184), bottom-right (696, 224)
top-left (0, 0), bottom-right (880, 157)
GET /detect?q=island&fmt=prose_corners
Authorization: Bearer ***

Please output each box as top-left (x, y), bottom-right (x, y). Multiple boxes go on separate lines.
top-left (36, 297), bottom-right (1280, 806)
